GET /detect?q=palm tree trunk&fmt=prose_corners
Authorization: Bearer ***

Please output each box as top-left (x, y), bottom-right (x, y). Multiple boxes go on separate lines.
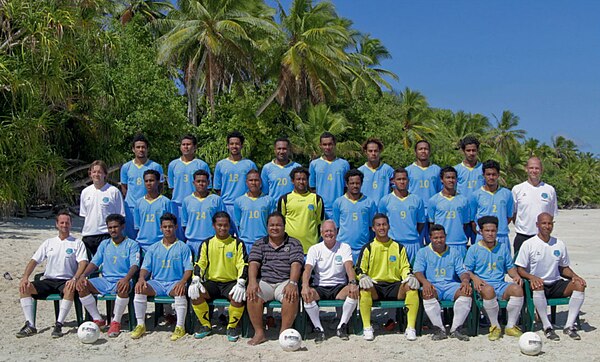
top-left (255, 82), bottom-right (283, 118)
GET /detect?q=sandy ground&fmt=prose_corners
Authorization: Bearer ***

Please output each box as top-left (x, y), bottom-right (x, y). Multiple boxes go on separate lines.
top-left (0, 210), bottom-right (599, 361)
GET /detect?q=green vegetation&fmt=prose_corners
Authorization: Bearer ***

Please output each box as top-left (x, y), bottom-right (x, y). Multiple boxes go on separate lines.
top-left (1, 0), bottom-right (598, 216)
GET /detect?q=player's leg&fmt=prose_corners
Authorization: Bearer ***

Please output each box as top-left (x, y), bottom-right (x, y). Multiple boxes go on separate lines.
top-left (52, 279), bottom-right (76, 338)
top-left (561, 279), bottom-right (585, 339)
top-left (531, 281), bottom-right (556, 339)
top-left (359, 286), bottom-right (379, 340)
top-left (247, 280), bottom-right (271, 346)
top-left (302, 286), bottom-right (324, 339)
top-left (131, 281), bottom-right (156, 339)
top-left (79, 278), bottom-right (105, 326)
top-left (449, 282), bottom-right (471, 341)
top-left (278, 281), bottom-right (298, 332)
top-left (191, 281), bottom-right (213, 338)
top-left (17, 280), bottom-right (40, 336)
top-left (478, 283), bottom-right (500, 340)
top-left (422, 284), bottom-right (445, 339)
top-left (223, 281), bottom-right (244, 342)
top-left (501, 282), bottom-right (524, 337)
top-left (397, 282), bottom-right (419, 340)
top-left (334, 285), bottom-right (358, 339)
top-left (168, 282), bottom-right (188, 341)
top-left (107, 279), bottom-right (132, 337)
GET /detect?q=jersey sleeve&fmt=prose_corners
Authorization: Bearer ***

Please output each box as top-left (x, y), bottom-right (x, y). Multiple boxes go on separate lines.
top-left (260, 166), bottom-right (270, 195)
top-left (167, 160), bottom-right (176, 188)
top-left (502, 245), bottom-right (514, 271)
top-left (308, 161), bottom-right (316, 188)
top-left (550, 187), bottom-right (558, 217)
top-left (332, 198), bottom-right (341, 226)
top-left (75, 239), bottom-right (88, 262)
top-left (416, 197), bottom-right (426, 223)
top-left (236, 239), bottom-right (249, 280)
top-left (461, 197), bottom-right (471, 223)
top-left (114, 188), bottom-right (125, 216)
top-left (277, 194), bottom-right (287, 214)
top-left (412, 248), bottom-right (426, 274)
top-left (141, 248), bottom-right (153, 273)
top-left (157, 164), bottom-right (165, 183)
top-left (506, 191), bottom-right (514, 222)
top-left (427, 196), bottom-right (437, 223)
top-left (463, 246), bottom-right (476, 272)
top-left (514, 241), bottom-right (529, 268)
top-left (398, 245), bottom-right (411, 280)
top-left (181, 198), bottom-right (189, 227)
top-left (368, 200), bottom-right (377, 226)
top-left (216, 196), bottom-right (226, 212)
top-left (31, 239), bottom-right (49, 264)
top-left (453, 251), bottom-right (467, 277)
top-left (79, 189), bottom-right (88, 217)
top-left (196, 239), bottom-right (209, 276)
top-left (305, 245), bottom-right (317, 267)
top-left (233, 198), bottom-right (242, 227)
top-left (356, 244), bottom-right (371, 275)
top-left (316, 195), bottom-right (325, 222)
top-left (213, 163), bottom-right (222, 191)
top-left (91, 240), bottom-right (106, 266)
top-left (341, 243), bottom-right (353, 264)
top-left (378, 196), bottom-right (388, 214)
top-left (511, 187), bottom-right (519, 218)
top-left (120, 163), bottom-right (129, 185)
top-left (133, 199), bottom-right (141, 230)
top-left (129, 240), bottom-right (141, 267)
top-left (559, 241), bottom-right (570, 267)
top-left (182, 244), bottom-right (193, 271)
top-left (248, 240), bottom-right (263, 264)
top-left (469, 194), bottom-right (478, 221)
top-left (289, 239), bottom-right (305, 265)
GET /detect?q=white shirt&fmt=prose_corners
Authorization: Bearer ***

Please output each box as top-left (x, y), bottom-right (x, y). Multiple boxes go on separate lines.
top-left (514, 235), bottom-right (569, 284)
top-left (32, 235), bottom-right (88, 280)
top-left (512, 181), bottom-right (558, 235)
top-left (305, 241), bottom-right (353, 287)
top-left (80, 183), bottom-right (125, 236)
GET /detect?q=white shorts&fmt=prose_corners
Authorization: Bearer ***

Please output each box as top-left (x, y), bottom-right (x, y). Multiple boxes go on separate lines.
top-left (257, 280), bottom-right (293, 303)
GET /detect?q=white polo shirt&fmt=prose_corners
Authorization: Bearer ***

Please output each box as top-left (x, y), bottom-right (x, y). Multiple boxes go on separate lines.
top-left (514, 235), bottom-right (569, 284)
top-left (512, 181), bottom-right (558, 235)
top-left (32, 235), bottom-right (88, 280)
top-left (80, 183), bottom-right (125, 236)
top-left (305, 241), bottom-right (353, 287)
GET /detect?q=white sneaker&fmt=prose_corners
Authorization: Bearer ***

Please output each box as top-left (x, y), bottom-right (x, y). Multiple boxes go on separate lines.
top-left (363, 326), bottom-right (374, 341)
top-left (405, 327), bottom-right (417, 341)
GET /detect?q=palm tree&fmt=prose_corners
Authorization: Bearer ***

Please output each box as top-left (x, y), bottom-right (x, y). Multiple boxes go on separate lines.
top-left (395, 88), bottom-right (434, 150)
top-left (489, 110), bottom-right (526, 156)
top-left (256, 0), bottom-right (352, 117)
top-left (155, 0), bottom-right (279, 124)
top-left (118, 0), bottom-right (173, 25)
top-left (348, 33), bottom-right (398, 96)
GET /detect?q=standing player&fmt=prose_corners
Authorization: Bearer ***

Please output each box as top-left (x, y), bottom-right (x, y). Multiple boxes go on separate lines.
top-left (332, 169), bottom-right (377, 261)
top-left (406, 140), bottom-right (442, 244)
top-left (80, 160), bottom-right (125, 258)
top-left (512, 157), bottom-right (558, 254)
top-left (261, 138), bottom-right (301, 201)
top-left (133, 170), bottom-right (175, 252)
top-left (309, 132), bottom-right (350, 219)
top-left (167, 134), bottom-right (211, 239)
top-left (454, 136), bottom-right (484, 244)
top-left (234, 170), bottom-right (276, 253)
top-left (76, 214), bottom-right (140, 337)
top-left (301, 220), bottom-right (359, 343)
top-left (278, 167), bottom-right (324, 254)
top-left (120, 134), bottom-right (164, 239)
top-left (130, 213), bottom-right (192, 341)
top-left (357, 138), bottom-right (394, 205)
top-left (181, 170), bottom-right (225, 258)
top-left (356, 214), bottom-right (420, 341)
top-left (516, 213), bottom-right (586, 340)
top-left (414, 224), bottom-right (472, 341)
top-left (189, 212), bottom-right (248, 342)
top-left (378, 168), bottom-right (426, 264)
top-left (465, 216), bottom-right (524, 340)
top-left (469, 160), bottom-right (514, 248)
top-left (16, 211), bottom-right (88, 338)
top-left (427, 166), bottom-right (471, 256)
top-left (213, 131), bottom-right (257, 235)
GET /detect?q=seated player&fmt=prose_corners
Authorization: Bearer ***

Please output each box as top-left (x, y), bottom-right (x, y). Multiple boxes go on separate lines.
top-left (246, 212), bottom-right (304, 346)
top-left (76, 214), bottom-right (140, 337)
top-left (130, 213), bottom-right (192, 341)
top-left (414, 224), bottom-right (472, 341)
top-left (189, 212), bottom-right (248, 342)
top-left (464, 216), bottom-right (524, 340)
top-left (356, 213), bottom-right (420, 341)
top-left (16, 210), bottom-right (88, 338)
top-left (182, 170), bottom-right (225, 258)
top-left (516, 212), bottom-right (586, 341)
top-left (301, 220), bottom-right (359, 343)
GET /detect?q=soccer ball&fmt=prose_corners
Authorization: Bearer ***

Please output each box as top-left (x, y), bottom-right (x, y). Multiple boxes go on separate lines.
top-left (519, 332), bottom-right (543, 356)
top-left (77, 322), bottom-right (100, 344)
top-left (279, 328), bottom-right (302, 351)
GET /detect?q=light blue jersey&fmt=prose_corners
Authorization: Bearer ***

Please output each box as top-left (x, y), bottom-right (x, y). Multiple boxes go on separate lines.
top-left (405, 163), bottom-right (442, 212)
top-left (427, 193), bottom-right (470, 246)
top-left (133, 195), bottom-right (175, 251)
top-left (454, 162), bottom-right (484, 199)
top-left (167, 158), bottom-right (211, 205)
top-left (413, 244), bottom-right (467, 284)
top-left (181, 193), bottom-right (225, 243)
top-left (309, 157), bottom-right (350, 218)
top-left (358, 163), bottom-right (394, 205)
top-left (469, 186), bottom-right (514, 236)
top-left (141, 240), bottom-right (193, 282)
top-left (91, 237), bottom-right (140, 282)
top-left (120, 160), bottom-right (164, 206)
top-left (464, 241), bottom-right (514, 283)
top-left (234, 194), bottom-right (276, 252)
top-left (378, 193), bottom-right (426, 243)
top-left (261, 160), bottom-right (301, 201)
top-left (213, 158), bottom-right (257, 206)
top-left (332, 195), bottom-right (377, 252)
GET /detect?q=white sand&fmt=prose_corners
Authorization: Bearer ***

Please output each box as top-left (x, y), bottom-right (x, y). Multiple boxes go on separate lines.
top-left (0, 210), bottom-right (599, 361)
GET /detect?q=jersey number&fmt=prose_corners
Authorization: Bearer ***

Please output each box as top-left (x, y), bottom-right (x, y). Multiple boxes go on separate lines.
top-left (492, 204), bottom-right (497, 213)
top-left (372, 181), bottom-right (378, 189)
top-left (434, 268), bottom-right (447, 278)
top-left (488, 262), bottom-right (497, 271)
top-left (467, 180), bottom-right (477, 189)
top-left (196, 211), bottom-right (206, 220)
top-left (161, 260), bottom-right (171, 269)
top-left (183, 174), bottom-right (189, 183)
top-left (276, 178), bottom-right (288, 186)
top-left (249, 210), bottom-right (261, 219)
top-left (136, 177), bottom-right (142, 186)
top-left (145, 214), bottom-right (156, 223)
top-left (445, 211), bottom-right (456, 219)
top-left (400, 211), bottom-right (407, 219)
top-left (327, 173), bottom-right (333, 181)
top-left (419, 180), bottom-right (430, 189)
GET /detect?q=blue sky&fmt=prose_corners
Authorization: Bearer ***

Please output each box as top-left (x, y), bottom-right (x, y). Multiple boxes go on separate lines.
top-left (271, 0), bottom-right (600, 155)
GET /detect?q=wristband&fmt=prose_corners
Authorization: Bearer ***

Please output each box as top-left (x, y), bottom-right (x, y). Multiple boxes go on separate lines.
top-left (289, 280), bottom-right (298, 286)
top-left (348, 280), bottom-right (358, 285)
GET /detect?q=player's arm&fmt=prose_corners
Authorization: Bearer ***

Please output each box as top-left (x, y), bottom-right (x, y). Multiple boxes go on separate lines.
top-left (236, 239), bottom-right (249, 280)
top-left (19, 259), bottom-right (39, 295)
top-left (559, 266), bottom-right (587, 287)
top-left (301, 263), bottom-right (314, 301)
top-left (344, 260), bottom-right (359, 298)
top-left (66, 260), bottom-right (88, 293)
top-left (76, 261), bottom-right (99, 291)
top-left (415, 271), bottom-right (435, 298)
top-left (458, 271), bottom-right (471, 295)
top-left (246, 261), bottom-right (261, 301)
top-left (516, 266), bottom-right (544, 290)
top-left (506, 267), bottom-right (522, 286)
top-left (283, 261), bottom-right (302, 303)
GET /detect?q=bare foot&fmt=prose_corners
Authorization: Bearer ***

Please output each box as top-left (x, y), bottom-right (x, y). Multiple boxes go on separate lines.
top-left (248, 334), bottom-right (267, 346)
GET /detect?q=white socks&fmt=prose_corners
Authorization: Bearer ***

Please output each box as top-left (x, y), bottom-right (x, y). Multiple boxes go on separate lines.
top-left (57, 299), bottom-right (73, 324)
top-left (506, 296), bottom-right (524, 329)
top-left (565, 291), bottom-right (585, 329)
top-left (483, 298), bottom-right (500, 328)
top-left (338, 297), bottom-right (358, 328)
top-left (450, 296), bottom-right (472, 332)
top-left (174, 296), bottom-right (187, 328)
top-left (134, 294), bottom-right (147, 326)
top-left (20, 297), bottom-right (35, 327)
top-left (113, 296), bottom-right (129, 324)
top-left (532, 290), bottom-right (552, 330)
top-left (80, 294), bottom-right (102, 321)
top-left (423, 298), bottom-right (444, 330)
top-left (303, 301), bottom-right (323, 331)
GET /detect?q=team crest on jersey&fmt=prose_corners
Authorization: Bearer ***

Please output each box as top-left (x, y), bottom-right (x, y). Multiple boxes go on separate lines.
top-left (541, 193), bottom-right (549, 199)
top-left (498, 256), bottom-right (504, 262)
top-left (66, 248), bottom-right (73, 255)
top-left (226, 252), bottom-right (234, 259)
top-left (284, 246), bottom-right (290, 252)
top-left (102, 197), bottom-right (110, 203)
top-left (553, 250), bottom-right (560, 257)
top-left (335, 255), bottom-right (343, 264)
top-left (307, 204), bottom-right (315, 211)
top-left (389, 255), bottom-right (397, 262)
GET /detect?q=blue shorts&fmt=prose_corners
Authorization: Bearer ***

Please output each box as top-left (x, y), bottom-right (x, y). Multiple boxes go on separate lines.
top-left (487, 280), bottom-right (511, 300)
top-left (432, 281), bottom-right (461, 301)
top-left (225, 204), bottom-right (238, 236)
top-left (147, 280), bottom-right (179, 297)
top-left (399, 240), bottom-right (422, 266)
top-left (448, 244), bottom-right (467, 259)
top-left (90, 277), bottom-right (132, 295)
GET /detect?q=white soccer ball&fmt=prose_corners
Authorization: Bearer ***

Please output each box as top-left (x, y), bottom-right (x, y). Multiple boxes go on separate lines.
top-left (279, 328), bottom-right (302, 351)
top-left (77, 321), bottom-right (100, 344)
top-left (519, 331), bottom-right (543, 356)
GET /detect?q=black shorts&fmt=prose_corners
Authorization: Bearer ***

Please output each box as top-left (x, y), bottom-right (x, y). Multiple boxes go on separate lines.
top-left (374, 282), bottom-right (402, 300)
top-left (313, 284), bottom-right (346, 300)
top-left (82, 234), bottom-right (110, 258)
top-left (544, 279), bottom-right (570, 299)
top-left (32, 279), bottom-right (67, 300)
top-left (204, 280), bottom-right (236, 300)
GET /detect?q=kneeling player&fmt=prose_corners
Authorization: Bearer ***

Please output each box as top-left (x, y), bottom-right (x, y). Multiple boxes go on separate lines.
top-left (356, 214), bottom-right (420, 341)
top-left (189, 212), bottom-right (248, 342)
top-left (414, 224), bottom-right (472, 341)
top-left (130, 213), bottom-right (192, 341)
top-left (464, 216), bottom-right (524, 340)
top-left (77, 214), bottom-right (140, 337)
top-left (301, 220), bottom-right (359, 343)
